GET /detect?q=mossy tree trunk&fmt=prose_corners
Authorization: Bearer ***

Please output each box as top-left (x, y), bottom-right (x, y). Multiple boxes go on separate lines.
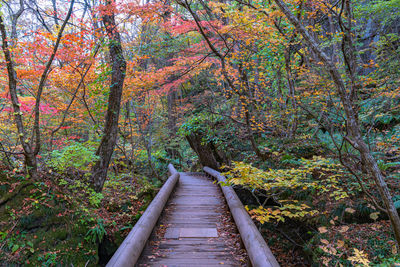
top-left (186, 132), bottom-right (226, 170)
top-left (91, 0), bottom-right (127, 192)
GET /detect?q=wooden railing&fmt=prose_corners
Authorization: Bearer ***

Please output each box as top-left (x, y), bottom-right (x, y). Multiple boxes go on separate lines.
top-left (106, 164), bottom-right (179, 267)
top-left (106, 164), bottom-right (279, 267)
top-left (204, 167), bottom-right (280, 267)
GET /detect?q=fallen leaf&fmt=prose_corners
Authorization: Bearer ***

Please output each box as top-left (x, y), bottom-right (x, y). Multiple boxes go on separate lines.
top-left (318, 227), bottom-right (328, 233)
top-left (321, 239), bottom-right (329, 245)
top-left (370, 212), bottom-right (380, 220)
top-left (345, 208), bottom-right (355, 214)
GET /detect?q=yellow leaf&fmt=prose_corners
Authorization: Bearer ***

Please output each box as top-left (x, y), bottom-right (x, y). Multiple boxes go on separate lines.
top-left (370, 212), bottom-right (380, 221)
top-left (392, 245), bottom-right (397, 255)
top-left (339, 226), bottom-right (349, 233)
top-left (337, 240), bottom-right (345, 248)
top-left (348, 248), bottom-right (370, 265)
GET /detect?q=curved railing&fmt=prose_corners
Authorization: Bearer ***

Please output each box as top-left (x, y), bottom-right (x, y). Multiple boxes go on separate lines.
top-left (204, 167), bottom-right (280, 267)
top-left (106, 164), bottom-right (179, 267)
top-left (107, 164), bottom-right (279, 267)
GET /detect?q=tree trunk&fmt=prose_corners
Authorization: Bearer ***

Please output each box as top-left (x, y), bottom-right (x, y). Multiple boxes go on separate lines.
top-left (186, 133), bottom-right (220, 170)
top-left (91, 1), bottom-right (126, 192)
top-left (244, 111), bottom-right (268, 161)
top-left (144, 139), bottom-right (160, 181)
top-left (0, 16), bottom-right (37, 179)
top-left (166, 90), bottom-right (181, 161)
top-left (284, 48), bottom-right (298, 139)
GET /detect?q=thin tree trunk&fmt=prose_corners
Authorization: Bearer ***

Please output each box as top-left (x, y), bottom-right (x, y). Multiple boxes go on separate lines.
top-left (0, 0), bottom-right (73, 179)
top-left (91, 1), bottom-right (126, 192)
top-left (32, 0), bottom-right (75, 155)
top-left (0, 16), bottom-right (37, 178)
top-left (10, 0), bottom-right (24, 46)
top-left (284, 49), bottom-right (298, 139)
top-left (131, 103), bottom-right (161, 182)
top-left (245, 110), bottom-right (268, 161)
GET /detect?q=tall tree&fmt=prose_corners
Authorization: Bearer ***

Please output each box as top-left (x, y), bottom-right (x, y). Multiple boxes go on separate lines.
top-left (0, 0), bottom-right (74, 179)
top-left (91, 0), bottom-right (127, 192)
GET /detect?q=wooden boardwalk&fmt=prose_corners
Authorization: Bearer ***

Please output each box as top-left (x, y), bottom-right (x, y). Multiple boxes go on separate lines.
top-left (136, 172), bottom-right (248, 266)
top-left (107, 165), bottom-right (279, 267)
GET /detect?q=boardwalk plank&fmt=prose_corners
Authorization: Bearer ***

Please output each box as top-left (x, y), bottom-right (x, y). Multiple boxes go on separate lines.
top-left (136, 173), bottom-right (248, 267)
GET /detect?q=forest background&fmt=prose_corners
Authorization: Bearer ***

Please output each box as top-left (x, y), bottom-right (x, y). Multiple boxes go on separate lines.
top-left (0, 0), bottom-right (399, 265)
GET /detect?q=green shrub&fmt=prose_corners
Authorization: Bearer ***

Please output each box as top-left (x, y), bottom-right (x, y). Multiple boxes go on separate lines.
top-left (49, 141), bottom-right (99, 172)
top-left (85, 218), bottom-right (106, 243)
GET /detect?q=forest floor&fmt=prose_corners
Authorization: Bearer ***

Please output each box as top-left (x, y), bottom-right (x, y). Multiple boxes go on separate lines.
top-left (0, 165), bottom-right (155, 266)
top-left (262, 219), bottom-right (396, 266)
top-left (1, 162), bottom-right (399, 266)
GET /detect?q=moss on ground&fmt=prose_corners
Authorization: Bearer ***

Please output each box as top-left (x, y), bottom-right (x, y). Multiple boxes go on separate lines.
top-left (0, 171), bottom-right (97, 266)
top-left (0, 167), bottom-right (152, 266)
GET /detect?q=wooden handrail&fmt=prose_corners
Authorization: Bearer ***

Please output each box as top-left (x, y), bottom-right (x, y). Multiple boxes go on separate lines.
top-left (106, 164), bottom-right (179, 267)
top-left (204, 167), bottom-right (280, 267)
top-left (168, 163), bottom-right (178, 175)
